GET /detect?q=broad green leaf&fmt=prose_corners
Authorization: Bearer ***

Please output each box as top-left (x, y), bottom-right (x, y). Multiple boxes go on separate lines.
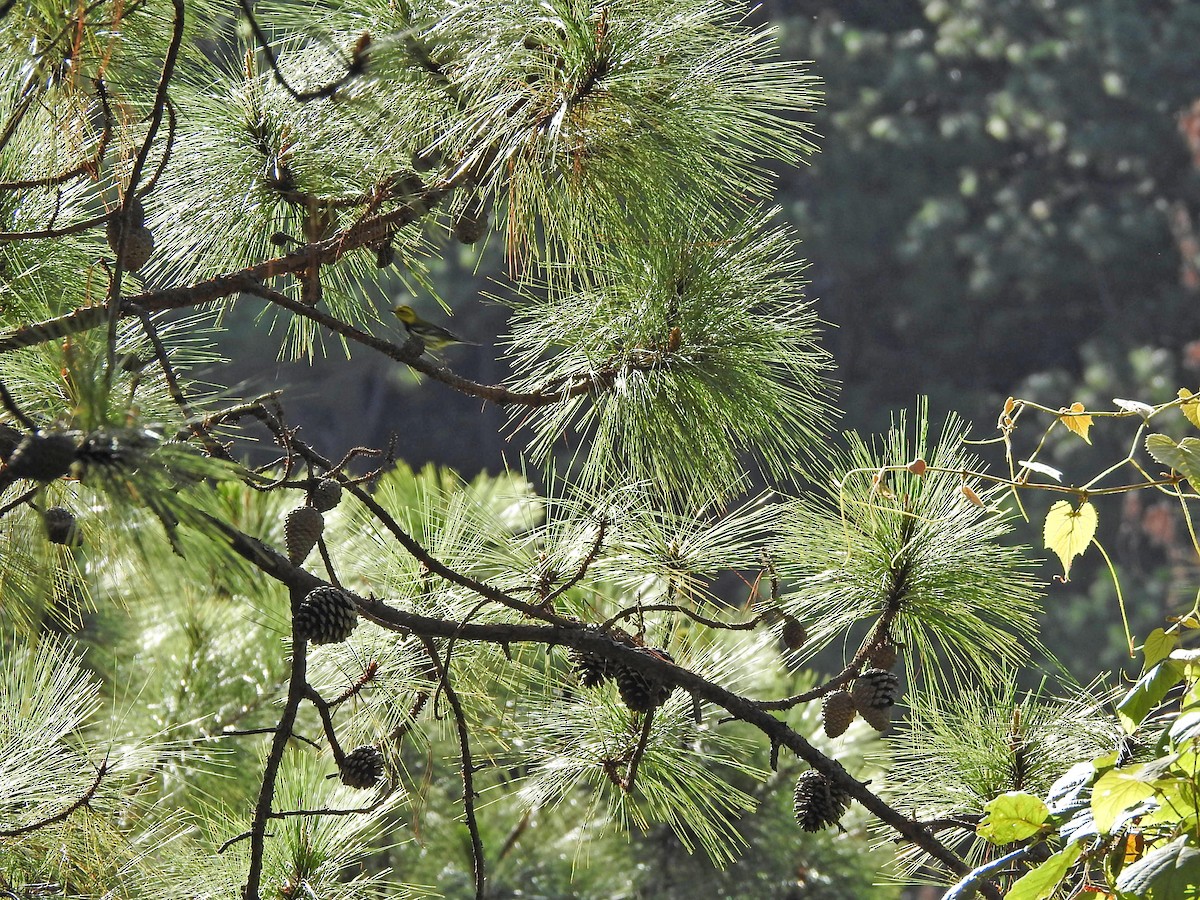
top-left (1044, 500), bottom-right (1097, 580)
top-left (1145, 433), bottom-right (1200, 489)
top-left (1092, 768), bottom-right (1157, 834)
top-left (1141, 779), bottom-right (1200, 830)
top-left (977, 791), bottom-right (1050, 843)
top-left (1059, 401), bottom-right (1093, 443)
top-left (1144, 629), bottom-right (1179, 671)
top-left (1181, 388), bottom-right (1200, 430)
top-left (1115, 836), bottom-right (1200, 898)
top-left (1115, 398), bottom-right (1155, 418)
top-left (1005, 843), bottom-right (1083, 900)
top-left (1117, 659), bottom-right (1186, 733)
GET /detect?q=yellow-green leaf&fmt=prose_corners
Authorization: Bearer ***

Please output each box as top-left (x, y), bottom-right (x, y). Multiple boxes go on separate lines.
top-left (1143, 628), bottom-right (1178, 671)
top-left (1005, 843), bottom-right (1084, 900)
top-left (1059, 401), bottom-right (1093, 443)
top-left (1092, 767), bottom-right (1157, 834)
top-left (977, 791), bottom-right (1050, 843)
top-left (1182, 388), bottom-right (1200, 430)
top-left (1044, 500), bottom-right (1097, 580)
top-left (1146, 433), bottom-right (1200, 489)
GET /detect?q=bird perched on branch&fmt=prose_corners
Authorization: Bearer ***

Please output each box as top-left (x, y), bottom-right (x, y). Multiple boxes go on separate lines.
top-left (392, 304), bottom-right (477, 352)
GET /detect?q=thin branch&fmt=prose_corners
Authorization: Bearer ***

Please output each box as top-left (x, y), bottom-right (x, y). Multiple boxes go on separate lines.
top-left (621, 711), bottom-right (655, 794)
top-left (267, 794), bottom-right (390, 819)
top-left (0, 759), bottom-right (108, 837)
top-left (329, 659), bottom-right (379, 708)
top-left (541, 516), bottom-right (607, 608)
top-left (304, 685), bottom-right (347, 764)
top-left (0, 380), bottom-right (38, 430)
top-left (242, 585), bottom-right (309, 900)
top-left (943, 845), bottom-right (1037, 900)
top-left (0, 80), bottom-right (114, 191)
top-left (0, 486), bottom-right (39, 517)
top-left (420, 636), bottom-right (486, 900)
top-left (602, 603), bottom-right (763, 633)
top-left (238, 1), bottom-right (371, 102)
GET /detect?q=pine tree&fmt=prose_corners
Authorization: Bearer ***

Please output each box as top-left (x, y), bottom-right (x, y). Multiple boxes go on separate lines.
top-left (2, 3), bottom-right (1184, 900)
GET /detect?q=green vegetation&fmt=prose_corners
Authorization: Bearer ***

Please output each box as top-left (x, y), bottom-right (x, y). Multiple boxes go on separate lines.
top-left (3, 2), bottom-right (1200, 899)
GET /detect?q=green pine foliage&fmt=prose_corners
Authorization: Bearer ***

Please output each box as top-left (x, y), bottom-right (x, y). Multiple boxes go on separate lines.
top-left (7, 2), bottom-right (1196, 899)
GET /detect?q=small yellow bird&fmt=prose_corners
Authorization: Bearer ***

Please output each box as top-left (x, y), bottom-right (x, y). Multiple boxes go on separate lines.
top-left (392, 304), bottom-right (477, 352)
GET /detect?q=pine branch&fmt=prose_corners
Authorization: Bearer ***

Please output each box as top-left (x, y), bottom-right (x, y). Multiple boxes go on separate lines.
top-left (0, 758), bottom-right (108, 838)
top-left (206, 511), bottom-right (987, 887)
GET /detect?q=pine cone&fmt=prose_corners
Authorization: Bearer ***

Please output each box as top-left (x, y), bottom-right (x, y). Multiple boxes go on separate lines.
top-left (295, 586), bottom-right (358, 645)
top-left (851, 668), bottom-right (901, 732)
top-left (569, 649), bottom-right (612, 688)
top-left (615, 647), bottom-right (675, 714)
top-left (781, 616), bottom-right (807, 651)
top-left (451, 191), bottom-right (489, 244)
top-left (793, 770), bottom-right (851, 832)
top-left (285, 505), bottom-right (324, 564)
top-left (310, 478), bottom-right (342, 513)
top-left (6, 430), bottom-right (78, 481)
top-left (106, 211), bottom-right (154, 272)
top-left (43, 506), bottom-right (82, 547)
top-left (340, 745), bottom-right (384, 789)
top-left (821, 689), bottom-right (857, 738)
top-left (867, 641), bottom-right (899, 671)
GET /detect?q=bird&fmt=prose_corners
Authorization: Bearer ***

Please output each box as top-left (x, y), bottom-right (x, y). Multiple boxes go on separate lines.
top-left (392, 304), bottom-right (477, 352)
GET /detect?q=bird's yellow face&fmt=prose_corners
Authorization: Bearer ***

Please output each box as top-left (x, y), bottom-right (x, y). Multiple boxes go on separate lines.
top-left (393, 304), bottom-right (418, 325)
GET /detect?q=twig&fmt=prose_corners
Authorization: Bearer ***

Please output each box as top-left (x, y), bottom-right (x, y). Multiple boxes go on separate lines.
top-left (304, 685), bottom-right (347, 764)
top-left (0, 759), bottom-right (108, 837)
top-left (267, 794), bottom-right (390, 819)
top-left (621, 711), bottom-right (655, 794)
top-left (541, 517), bottom-right (607, 608)
top-left (420, 636), bottom-right (486, 900)
top-left (238, 1), bottom-right (370, 102)
top-left (0, 380), bottom-right (37, 429)
top-left (602, 603), bottom-right (763, 633)
top-left (242, 585), bottom-right (310, 900)
top-left (0, 80), bottom-right (114, 191)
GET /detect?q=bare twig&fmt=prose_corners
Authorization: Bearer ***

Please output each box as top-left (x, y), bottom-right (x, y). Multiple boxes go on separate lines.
top-left (238, 1), bottom-right (371, 102)
top-left (242, 585), bottom-right (309, 900)
top-left (621, 711), bottom-right (655, 794)
top-left (420, 636), bottom-right (486, 900)
top-left (0, 759), bottom-right (108, 837)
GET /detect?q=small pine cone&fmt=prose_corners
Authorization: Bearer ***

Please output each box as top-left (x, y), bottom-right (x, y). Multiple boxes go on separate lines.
top-left (781, 616), bottom-right (807, 651)
top-left (868, 641), bottom-right (898, 671)
top-left (851, 668), bottom-right (901, 732)
top-left (106, 219), bottom-right (155, 272)
top-left (569, 649), bottom-right (612, 688)
top-left (451, 191), bottom-right (489, 244)
top-left (615, 647), bottom-right (675, 714)
top-left (6, 430), bottom-right (78, 481)
top-left (821, 690), bottom-right (857, 738)
top-left (43, 506), bottom-right (82, 547)
top-left (285, 505), bottom-right (324, 564)
top-left (340, 745), bottom-right (384, 789)
top-left (310, 478), bottom-right (342, 513)
top-left (295, 586), bottom-right (358, 645)
top-left (793, 770), bottom-right (851, 832)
